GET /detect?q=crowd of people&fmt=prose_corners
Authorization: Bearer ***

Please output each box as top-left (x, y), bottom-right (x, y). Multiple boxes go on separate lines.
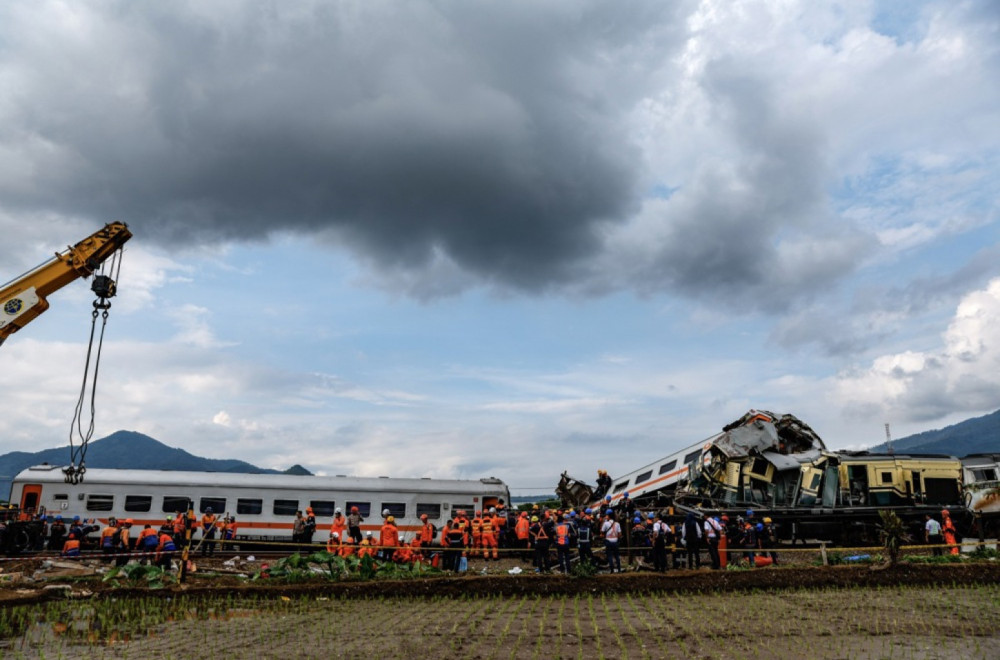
top-left (5, 496), bottom-right (966, 574)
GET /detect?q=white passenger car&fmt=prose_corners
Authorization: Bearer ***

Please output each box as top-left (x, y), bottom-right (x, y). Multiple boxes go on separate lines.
top-left (11, 465), bottom-right (510, 541)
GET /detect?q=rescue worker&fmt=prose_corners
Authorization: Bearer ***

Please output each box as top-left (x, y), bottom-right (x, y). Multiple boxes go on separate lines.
top-left (529, 515), bottom-right (550, 573)
top-left (481, 510), bottom-right (499, 561)
top-left (304, 507), bottom-right (317, 545)
top-left (291, 510), bottom-right (305, 546)
top-left (454, 510), bottom-right (471, 555)
top-left (201, 507), bottom-right (218, 556)
top-left (341, 535), bottom-right (358, 558)
top-left (594, 469), bottom-right (612, 500)
top-left (224, 516), bottom-right (238, 543)
top-left (116, 518), bottom-right (134, 567)
top-left (761, 517), bottom-right (779, 564)
top-left (380, 515), bottom-right (399, 561)
top-left (651, 512), bottom-right (669, 572)
top-left (327, 531), bottom-right (342, 554)
top-left (419, 514), bottom-right (436, 547)
top-left (491, 507), bottom-right (507, 550)
top-left (704, 515), bottom-right (723, 570)
top-left (446, 518), bottom-right (467, 572)
top-left (100, 519), bottom-right (119, 563)
top-left (155, 530), bottom-right (177, 570)
top-left (601, 510), bottom-right (622, 573)
top-left (471, 511), bottom-right (484, 558)
top-left (576, 509), bottom-right (596, 567)
top-left (138, 524), bottom-right (159, 563)
top-left (358, 532), bottom-right (377, 558)
top-left (347, 506), bottom-right (364, 544)
top-left (330, 507), bottom-right (347, 541)
top-left (48, 515), bottom-right (67, 552)
top-left (554, 513), bottom-right (576, 573)
top-left (172, 513), bottom-right (186, 544)
top-left (160, 516), bottom-right (175, 536)
top-left (61, 531), bottom-right (82, 558)
top-left (925, 513), bottom-right (943, 556)
top-left (515, 511), bottom-right (531, 560)
top-left (941, 509), bottom-right (960, 555)
top-left (680, 513), bottom-right (702, 569)
top-left (740, 518), bottom-right (757, 567)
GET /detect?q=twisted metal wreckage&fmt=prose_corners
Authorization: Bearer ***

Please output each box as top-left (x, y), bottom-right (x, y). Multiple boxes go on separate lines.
top-left (558, 410), bottom-right (1000, 544)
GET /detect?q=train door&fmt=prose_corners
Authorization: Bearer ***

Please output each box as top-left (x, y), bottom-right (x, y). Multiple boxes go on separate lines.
top-left (911, 471), bottom-right (923, 504)
top-left (20, 483), bottom-right (42, 513)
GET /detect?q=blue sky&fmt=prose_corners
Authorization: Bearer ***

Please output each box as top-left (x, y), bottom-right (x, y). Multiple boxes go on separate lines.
top-left (1, 1), bottom-right (998, 494)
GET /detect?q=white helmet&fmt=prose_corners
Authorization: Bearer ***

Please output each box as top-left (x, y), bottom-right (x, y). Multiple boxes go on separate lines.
top-left (335, 507), bottom-right (342, 514)
top-left (331, 532), bottom-right (339, 539)
top-left (489, 507), bottom-right (496, 514)
top-left (382, 508), bottom-right (390, 517)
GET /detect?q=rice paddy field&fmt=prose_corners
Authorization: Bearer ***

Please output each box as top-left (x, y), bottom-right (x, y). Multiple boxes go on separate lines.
top-left (3, 582), bottom-right (1000, 659)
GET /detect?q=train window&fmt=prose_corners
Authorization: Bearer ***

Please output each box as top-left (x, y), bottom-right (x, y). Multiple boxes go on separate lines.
top-left (381, 502), bottom-right (406, 518)
top-left (880, 472), bottom-right (893, 484)
top-left (162, 496), bottom-right (193, 513)
top-left (659, 460), bottom-right (677, 475)
top-left (53, 494), bottom-right (68, 501)
top-left (416, 503), bottom-right (441, 520)
top-left (612, 481), bottom-right (629, 494)
top-left (451, 504), bottom-right (475, 516)
top-left (635, 471), bottom-right (652, 484)
top-left (346, 501), bottom-right (371, 517)
top-left (273, 499), bottom-right (299, 516)
top-left (86, 494), bottom-right (114, 512)
top-left (310, 500), bottom-right (336, 517)
top-left (125, 495), bottom-right (152, 512)
top-left (237, 499), bottom-right (263, 515)
top-left (973, 468), bottom-right (998, 481)
top-left (200, 497), bottom-right (227, 514)
top-left (683, 451), bottom-right (701, 465)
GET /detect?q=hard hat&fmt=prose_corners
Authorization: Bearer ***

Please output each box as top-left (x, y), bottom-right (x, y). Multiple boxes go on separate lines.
top-left (633, 517), bottom-right (641, 523)
top-left (623, 492), bottom-right (630, 498)
top-left (756, 523), bottom-right (764, 532)
top-left (475, 510), bottom-right (482, 517)
top-left (941, 509), bottom-right (950, 516)
top-left (569, 511), bottom-right (577, 517)
top-left (366, 531), bottom-right (373, 537)
top-left (490, 507), bottom-right (496, 514)
top-left (606, 509), bottom-right (613, 515)
top-left (351, 506), bottom-right (359, 513)
top-left (531, 516), bottom-right (539, 522)
top-left (55, 515), bottom-right (63, 521)
top-left (73, 516), bottom-right (81, 521)
top-left (584, 508), bottom-right (592, 515)
top-left (745, 509), bottom-right (753, 517)
top-left (563, 513), bottom-right (570, 520)
top-left (331, 532), bottom-right (339, 539)
top-left (306, 507), bottom-right (314, 514)
top-left (721, 515), bottom-right (729, 521)
top-left (382, 509), bottom-right (390, 517)
top-left (520, 511), bottom-right (528, 517)
top-left (335, 507), bottom-right (342, 514)
top-left (125, 518), bottom-right (133, 525)
top-left (166, 516), bottom-right (173, 521)
top-left (763, 517), bottom-right (772, 524)
top-left (206, 507), bottom-right (213, 513)
top-left (647, 512), bottom-right (654, 519)
top-left (420, 514), bottom-right (428, 521)
top-left (387, 515), bottom-right (395, 523)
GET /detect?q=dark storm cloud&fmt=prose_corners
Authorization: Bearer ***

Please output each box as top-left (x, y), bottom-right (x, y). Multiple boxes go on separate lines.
top-left (0, 1), bottom-right (688, 293)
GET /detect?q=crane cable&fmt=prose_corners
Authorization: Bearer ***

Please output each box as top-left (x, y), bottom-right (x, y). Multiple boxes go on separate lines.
top-left (64, 247), bottom-right (125, 485)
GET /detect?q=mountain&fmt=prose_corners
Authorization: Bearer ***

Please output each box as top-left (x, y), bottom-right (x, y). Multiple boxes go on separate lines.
top-left (0, 430), bottom-right (312, 500)
top-left (867, 409), bottom-right (1000, 455)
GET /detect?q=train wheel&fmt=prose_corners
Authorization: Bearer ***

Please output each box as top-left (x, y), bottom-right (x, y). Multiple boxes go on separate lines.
top-left (10, 527), bottom-right (33, 555)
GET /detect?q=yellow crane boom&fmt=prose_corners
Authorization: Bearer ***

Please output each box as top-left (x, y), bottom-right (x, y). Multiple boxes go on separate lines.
top-left (0, 222), bottom-right (132, 347)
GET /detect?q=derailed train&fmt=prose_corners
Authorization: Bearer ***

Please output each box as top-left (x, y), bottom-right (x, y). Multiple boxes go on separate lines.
top-left (558, 410), bottom-right (1000, 544)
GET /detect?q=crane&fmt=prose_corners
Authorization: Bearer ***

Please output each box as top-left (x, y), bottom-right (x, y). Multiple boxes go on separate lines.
top-left (1, 222), bottom-right (132, 347)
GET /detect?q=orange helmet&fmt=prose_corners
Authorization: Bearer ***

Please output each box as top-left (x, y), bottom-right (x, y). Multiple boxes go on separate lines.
top-left (420, 514), bottom-right (428, 521)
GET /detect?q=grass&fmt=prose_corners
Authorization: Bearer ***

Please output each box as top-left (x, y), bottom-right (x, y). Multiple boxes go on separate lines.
top-left (2, 584), bottom-right (1000, 658)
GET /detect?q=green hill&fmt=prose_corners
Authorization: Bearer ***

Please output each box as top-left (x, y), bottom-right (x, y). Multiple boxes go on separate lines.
top-left (868, 409), bottom-right (1000, 455)
top-left (1, 430), bottom-right (311, 500)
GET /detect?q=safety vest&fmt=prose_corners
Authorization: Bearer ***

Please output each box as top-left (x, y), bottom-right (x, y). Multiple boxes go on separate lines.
top-left (577, 522), bottom-right (591, 543)
top-left (331, 516), bottom-right (347, 536)
top-left (202, 514), bottom-right (217, 530)
top-left (140, 529), bottom-right (159, 549)
top-left (62, 539), bottom-right (81, 555)
top-left (515, 518), bottom-right (530, 540)
top-left (118, 527), bottom-right (130, 548)
top-left (471, 518), bottom-right (483, 535)
top-left (101, 526), bottom-right (117, 548)
top-left (420, 522), bottom-right (435, 544)
top-left (157, 534), bottom-right (177, 552)
top-left (380, 524), bottom-right (398, 549)
top-left (481, 518), bottom-right (494, 535)
top-left (556, 523), bottom-right (570, 546)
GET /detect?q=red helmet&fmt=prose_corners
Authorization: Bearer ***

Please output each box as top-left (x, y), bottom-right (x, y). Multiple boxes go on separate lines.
top-left (351, 506), bottom-right (359, 513)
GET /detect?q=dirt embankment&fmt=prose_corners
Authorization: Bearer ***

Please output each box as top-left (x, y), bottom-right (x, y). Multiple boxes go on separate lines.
top-left (3, 561), bottom-right (999, 607)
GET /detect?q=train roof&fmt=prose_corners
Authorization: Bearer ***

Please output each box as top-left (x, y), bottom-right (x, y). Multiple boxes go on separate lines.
top-left (14, 465), bottom-right (509, 494)
top-left (836, 452), bottom-right (958, 461)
